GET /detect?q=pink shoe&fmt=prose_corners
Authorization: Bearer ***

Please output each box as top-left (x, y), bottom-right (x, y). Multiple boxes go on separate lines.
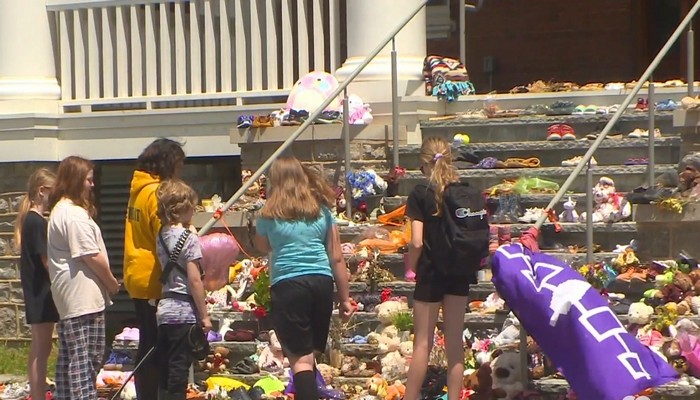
top-left (114, 327), bottom-right (140, 341)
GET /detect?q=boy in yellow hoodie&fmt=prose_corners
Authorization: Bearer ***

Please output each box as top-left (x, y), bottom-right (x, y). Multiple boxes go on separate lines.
top-left (124, 138), bottom-right (185, 400)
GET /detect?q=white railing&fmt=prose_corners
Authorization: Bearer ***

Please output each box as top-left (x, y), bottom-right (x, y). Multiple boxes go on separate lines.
top-left (46, 0), bottom-right (342, 112)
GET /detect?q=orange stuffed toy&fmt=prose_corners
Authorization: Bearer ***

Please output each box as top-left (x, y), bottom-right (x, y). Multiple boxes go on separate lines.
top-left (463, 364), bottom-right (507, 400)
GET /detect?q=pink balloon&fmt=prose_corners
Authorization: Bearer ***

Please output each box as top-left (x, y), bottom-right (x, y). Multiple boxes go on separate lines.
top-left (199, 233), bottom-right (240, 291)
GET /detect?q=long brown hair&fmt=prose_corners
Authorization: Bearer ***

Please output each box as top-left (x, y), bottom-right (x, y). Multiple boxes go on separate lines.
top-left (49, 156), bottom-right (96, 216)
top-left (419, 136), bottom-right (460, 216)
top-left (14, 168), bottom-right (56, 247)
top-left (259, 156), bottom-right (334, 220)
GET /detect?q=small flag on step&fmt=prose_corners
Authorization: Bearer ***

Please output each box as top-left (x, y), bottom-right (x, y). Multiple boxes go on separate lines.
top-left (491, 244), bottom-right (677, 400)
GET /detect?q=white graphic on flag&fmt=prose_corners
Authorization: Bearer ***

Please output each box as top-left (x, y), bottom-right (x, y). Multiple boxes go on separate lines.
top-left (497, 245), bottom-right (653, 381)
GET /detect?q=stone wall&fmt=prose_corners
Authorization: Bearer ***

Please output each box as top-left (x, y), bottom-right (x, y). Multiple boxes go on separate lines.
top-left (0, 162), bottom-right (56, 341)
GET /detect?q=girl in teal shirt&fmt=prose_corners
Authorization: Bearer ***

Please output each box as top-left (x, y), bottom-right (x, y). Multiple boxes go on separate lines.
top-left (254, 156), bottom-right (353, 400)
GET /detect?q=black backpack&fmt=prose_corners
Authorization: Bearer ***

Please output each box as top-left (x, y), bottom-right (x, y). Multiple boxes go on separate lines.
top-left (439, 182), bottom-right (490, 274)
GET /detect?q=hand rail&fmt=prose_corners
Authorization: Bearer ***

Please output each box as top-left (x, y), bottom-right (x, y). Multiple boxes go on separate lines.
top-left (533, 0), bottom-right (700, 231)
top-left (197, 0), bottom-right (429, 236)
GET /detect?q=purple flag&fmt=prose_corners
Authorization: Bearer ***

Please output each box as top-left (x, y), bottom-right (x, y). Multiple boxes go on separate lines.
top-left (492, 244), bottom-right (677, 400)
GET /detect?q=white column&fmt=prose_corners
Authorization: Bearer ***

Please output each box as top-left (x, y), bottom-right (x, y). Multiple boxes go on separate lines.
top-left (335, 0), bottom-right (426, 96)
top-left (0, 0), bottom-right (61, 114)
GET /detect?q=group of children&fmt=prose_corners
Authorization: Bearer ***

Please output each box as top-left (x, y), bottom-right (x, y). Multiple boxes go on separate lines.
top-left (17, 135), bottom-right (476, 400)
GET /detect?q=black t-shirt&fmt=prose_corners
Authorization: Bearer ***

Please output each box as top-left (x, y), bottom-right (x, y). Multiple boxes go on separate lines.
top-left (20, 212), bottom-right (50, 301)
top-left (405, 184), bottom-right (451, 275)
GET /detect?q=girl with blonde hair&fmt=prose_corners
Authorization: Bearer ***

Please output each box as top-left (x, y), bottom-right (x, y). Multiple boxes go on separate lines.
top-left (404, 136), bottom-right (475, 400)
top-left (253, 156), bottom-right (353, 400)
top-left (15, 168), bottom-right (58, 400)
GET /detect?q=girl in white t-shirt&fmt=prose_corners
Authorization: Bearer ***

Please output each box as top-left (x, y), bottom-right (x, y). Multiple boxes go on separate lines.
top-left (47, 156), bottom-right (120, 400)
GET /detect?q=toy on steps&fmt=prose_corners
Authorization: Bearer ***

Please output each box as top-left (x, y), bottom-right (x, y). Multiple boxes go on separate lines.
top-left (578, 176), bottom-right (631, 223)
top-left (453, 133), bottom-right (471, 146)
top-left (558, 196), bottom-right (579, 223)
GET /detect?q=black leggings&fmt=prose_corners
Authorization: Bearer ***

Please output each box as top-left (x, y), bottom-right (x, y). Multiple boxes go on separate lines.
top-left (157, 324), bottom-right (193, 398)
top-left (133, 299), bottom-right (159, 400)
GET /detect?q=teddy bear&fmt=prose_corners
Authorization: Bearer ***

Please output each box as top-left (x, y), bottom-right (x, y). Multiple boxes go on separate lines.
top-left (664, 271), bottom-right (695, 304)
top-left (627, 302), bottom-right (654, 334)
top-left (464, 363), bottom-right (507, 400)
top-left (380, 350), bottom-right (407, 381)
top-left (204, 346), bottom-right (231, 374)
top-left (341, 355), bottom-right (376, 377)
top-left (399, 341), bottom-right (413, 363)
top-left (257, 330), bottom-right (288, 372)
top-left (490, 351), bottom-right (525, 400)
top-left (579, 177), bottom-right (631, 223)
top-left (367, 299), bottom-right (409, 352)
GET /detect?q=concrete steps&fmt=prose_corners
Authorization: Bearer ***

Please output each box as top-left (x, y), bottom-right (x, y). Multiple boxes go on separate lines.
top-left (395, 164), bottom-right (676, 194)
top-left (420, 112), bottom-right (676, 143)
top-left (396, 137), bottom-right (681, 169)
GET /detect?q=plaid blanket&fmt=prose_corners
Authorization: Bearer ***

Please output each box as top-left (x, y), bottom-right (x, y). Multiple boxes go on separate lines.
top-left (423, 55), bottom-right (474, 101)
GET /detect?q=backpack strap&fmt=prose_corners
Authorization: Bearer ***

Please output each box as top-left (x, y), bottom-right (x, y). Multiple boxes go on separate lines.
top-left (158, 229), bottom-right (191, 284)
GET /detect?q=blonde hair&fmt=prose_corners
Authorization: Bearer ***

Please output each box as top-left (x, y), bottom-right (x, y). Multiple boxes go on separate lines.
top-left (259, 156), bottom-right (334, 221)
top-left (419, 136), bottom-right (460, 216)
top-left (14, 168), bottom-right (56, 247)
top-left (157, 179), bottom-right (199, 225)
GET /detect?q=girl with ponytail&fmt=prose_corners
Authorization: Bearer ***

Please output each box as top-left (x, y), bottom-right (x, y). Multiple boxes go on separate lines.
top-left (14, 168), bottom-right (58, 400)
top-left (403, 136), bottom-right (471, 400)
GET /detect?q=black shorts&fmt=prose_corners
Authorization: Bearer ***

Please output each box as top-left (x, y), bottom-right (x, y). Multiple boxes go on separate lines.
top-left (413, 269), bottom-right (475, 303)
top-left (270, 274), bottom-right (334, 357)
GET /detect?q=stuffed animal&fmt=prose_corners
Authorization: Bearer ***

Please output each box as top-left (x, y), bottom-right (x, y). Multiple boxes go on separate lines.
top-left (340, 355), bottom-right (375, 377)
top-left (380, 350), bottom-right (407, 381)
top-left (658, 271), bottom-right (696, 304)
top-left (316, 363), bottom-right (340, 384)
top-left (257, 330), bottom-right (288, 372)
top-left (464, 364), bottom-right (507, 400)
top-left (384, 380), bottom-right (406, 400)
top-left (559, 196), bottom-right (579, 223)
top-left (345, 94), bottom-right (374, 125)
top-left (628, 302), bottom-right (654, 325)
top-left (399, 341), bottom-right (413, 359)
top-left (490, 351), bottom-right (525, 400)
top-left (205, 347), bottom-right (231, 374)
top-left (285, 71), bottom-right (342, 113)
top-left (366, 374), bottom-right (388, 397)
top-left (578, 177), bottom-right (631, 223)
top-left (367, 299), bottom-right (409, 352)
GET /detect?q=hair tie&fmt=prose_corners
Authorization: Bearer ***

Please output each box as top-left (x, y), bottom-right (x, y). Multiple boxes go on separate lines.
top-left (433, 153), bottom-right (444, 162)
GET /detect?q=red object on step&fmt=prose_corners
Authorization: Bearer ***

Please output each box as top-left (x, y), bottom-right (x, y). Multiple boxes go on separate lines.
top-left (546, 208), bottom-right (562, 232)
top-left (519, 227), bottom-right (540, 253)
top-left (380, 288), bottom-right (393, 303)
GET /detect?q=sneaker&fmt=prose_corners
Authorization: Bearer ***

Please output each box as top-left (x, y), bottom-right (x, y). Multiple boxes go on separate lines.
top-left (236, 115), bottom-right (254, 129)
top-left (559, 124), bottom-right (576, 140)
top-left (546, 124), bottom-right (562, 141)
top-left (517, 208), bottom-right (546, 223)
top-left (561, 156), bottom-right (597, 167)
top-left (317, 110), bottom-right (341, 124)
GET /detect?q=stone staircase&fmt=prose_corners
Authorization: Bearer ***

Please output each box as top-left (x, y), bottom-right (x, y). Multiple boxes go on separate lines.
top-left (112, 92), bottom-right (700, 398)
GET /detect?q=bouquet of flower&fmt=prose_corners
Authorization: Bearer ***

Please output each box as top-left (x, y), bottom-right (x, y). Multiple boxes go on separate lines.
top-left (252, 267), bottom-right (271, 319)
top-left (577, 262), bottom-right (616, 291)
top-left (346, 169), bottom-right (388, 200)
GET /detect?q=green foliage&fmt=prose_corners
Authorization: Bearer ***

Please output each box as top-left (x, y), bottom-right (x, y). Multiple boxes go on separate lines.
top-left (391, 311), bottom-right (413, 332)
